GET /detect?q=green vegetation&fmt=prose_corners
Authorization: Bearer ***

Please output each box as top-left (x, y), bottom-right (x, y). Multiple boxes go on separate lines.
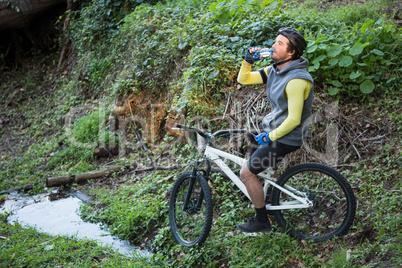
top-left (0, 0), bottom-right (400, 267)
top-left (67, 0), bottom-right (401, 103)
top-left (0, 214), bottom-right (152, 267)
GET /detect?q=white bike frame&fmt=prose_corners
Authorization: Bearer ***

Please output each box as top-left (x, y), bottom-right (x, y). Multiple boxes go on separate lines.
top-left (204, 146), bottom-right (313, 210)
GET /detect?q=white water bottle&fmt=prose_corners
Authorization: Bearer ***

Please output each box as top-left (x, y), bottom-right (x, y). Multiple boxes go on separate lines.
top-left (252, 48), bottom-right (273, 61)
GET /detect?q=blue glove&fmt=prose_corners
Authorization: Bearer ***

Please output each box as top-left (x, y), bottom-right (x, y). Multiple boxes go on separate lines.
top-left (255, 133), bottom-right (271, 146)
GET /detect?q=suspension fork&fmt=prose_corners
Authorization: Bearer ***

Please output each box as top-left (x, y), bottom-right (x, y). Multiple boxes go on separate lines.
top-left (183, 159), bottom-right (211, 213)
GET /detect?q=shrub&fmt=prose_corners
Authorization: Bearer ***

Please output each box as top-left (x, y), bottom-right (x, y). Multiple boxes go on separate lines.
top-left (72, 108), bottom-right (118, 148)
top-left (288, 4), bottom-right (401, 97)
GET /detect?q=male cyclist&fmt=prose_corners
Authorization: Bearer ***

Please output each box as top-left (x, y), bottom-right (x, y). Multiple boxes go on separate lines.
top-left (237, 27), bottom-right (314, 233)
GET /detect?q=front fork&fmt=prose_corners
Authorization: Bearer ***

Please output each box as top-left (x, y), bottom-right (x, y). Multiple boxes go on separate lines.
top-left (183, 159), bottom-right (211, 213)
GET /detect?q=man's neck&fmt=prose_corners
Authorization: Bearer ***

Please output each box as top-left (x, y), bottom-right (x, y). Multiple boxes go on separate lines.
top-left (276, 58), bottom-right (293, 71)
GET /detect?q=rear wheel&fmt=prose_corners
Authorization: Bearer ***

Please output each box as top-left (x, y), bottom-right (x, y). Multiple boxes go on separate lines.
top-left (271, 163), bottom-right (356, 242)
top-left (169, 171), bottom-right (213, 247)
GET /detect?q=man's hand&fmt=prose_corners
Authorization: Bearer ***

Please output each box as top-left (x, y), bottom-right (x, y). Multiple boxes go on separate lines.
top-left (244, 47), bottom-right (262, 65)
top-left (255, 133), bottom-right (271, 146)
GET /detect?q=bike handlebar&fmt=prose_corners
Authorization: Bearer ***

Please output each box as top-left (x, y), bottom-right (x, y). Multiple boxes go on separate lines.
top-left (173, 123), bottom-right (247, 139)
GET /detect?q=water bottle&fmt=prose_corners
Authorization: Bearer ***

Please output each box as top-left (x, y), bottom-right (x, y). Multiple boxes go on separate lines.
top-left (252, 48), bottom-right (273, 61)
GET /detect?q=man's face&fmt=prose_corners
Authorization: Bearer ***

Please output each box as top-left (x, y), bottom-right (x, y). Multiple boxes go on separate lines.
top-left (271, 35), bottom-right (294, 62)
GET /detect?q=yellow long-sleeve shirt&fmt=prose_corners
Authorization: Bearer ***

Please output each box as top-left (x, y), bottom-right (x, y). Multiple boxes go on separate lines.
top-left (237, 62), bottom-right (312, 142)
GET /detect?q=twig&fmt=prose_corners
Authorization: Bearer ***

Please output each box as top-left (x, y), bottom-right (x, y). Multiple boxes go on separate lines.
top-left (157, 175), bottom-right (175, 184)
top-left (344, 129), bottom-right (362, 159)
top-left (38, 237), bottom-right (59, 246)
top-left (353, 129), bottom-right (368, 141)
top-left (359, 135), bottom-right (387, 141)
top-left (222, 93), bottom-right (232, 119)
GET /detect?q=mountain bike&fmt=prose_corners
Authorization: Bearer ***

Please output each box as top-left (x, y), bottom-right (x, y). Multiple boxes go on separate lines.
top-left (168, 124), bottom-right (356, 247)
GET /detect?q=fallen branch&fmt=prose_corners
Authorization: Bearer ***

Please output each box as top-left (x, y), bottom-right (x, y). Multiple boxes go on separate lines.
top-left (45, 164), bottom-right (187, 187)
top-left (45, 163), bottom-right (230, 187)
top-left (157, 175), bottom-right (175, 184)
top-left (359, 135), bottom-right (387, 142)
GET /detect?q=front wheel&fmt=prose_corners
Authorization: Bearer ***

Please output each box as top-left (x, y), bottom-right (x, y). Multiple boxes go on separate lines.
top-left (271, 163), bottom-right (356, 242)
top-left (169, 171), bottom-right (213, 247)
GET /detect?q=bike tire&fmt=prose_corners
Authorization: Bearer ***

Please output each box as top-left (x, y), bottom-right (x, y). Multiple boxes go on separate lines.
top-left (169, 171), bottom-right (213, 247)
top-left (271, 163), bottom-right (356, 242)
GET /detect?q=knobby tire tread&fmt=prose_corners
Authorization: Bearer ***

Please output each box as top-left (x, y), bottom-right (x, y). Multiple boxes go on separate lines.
top-left (169, 171), bottom-right (213, 247)
top-left (271, 162), bottom-right (356, 242)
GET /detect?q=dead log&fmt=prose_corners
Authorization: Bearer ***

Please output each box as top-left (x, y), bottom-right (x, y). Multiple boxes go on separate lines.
top-left (93, 146), bottom-right (119, 158)
top-left (75, 166), bottom-right (123, 183)
top-left (46, 166), bottom-right (125, 187)
top-left (45, 163), bottom-right (229, 187)
top-left (45, 165), bottom-right (182, 187)
top-left (46, 175), bottom-right (71, 187)
top-left (0, 0), bottom-right (68, 30)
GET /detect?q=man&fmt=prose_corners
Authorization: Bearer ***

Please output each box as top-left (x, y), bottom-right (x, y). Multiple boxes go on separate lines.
top-left (237, 27), bottom-right (314, 233)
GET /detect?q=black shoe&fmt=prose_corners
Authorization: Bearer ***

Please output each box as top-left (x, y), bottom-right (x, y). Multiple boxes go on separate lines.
top-left (237, 217), bottom-right (272, 233)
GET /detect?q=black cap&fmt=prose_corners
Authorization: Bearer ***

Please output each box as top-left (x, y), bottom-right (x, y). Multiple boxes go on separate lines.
top-left (278, 27), bottom-right (307, 59)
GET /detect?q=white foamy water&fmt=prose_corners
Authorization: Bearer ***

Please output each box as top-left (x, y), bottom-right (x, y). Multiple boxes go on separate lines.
top-left (2, 192), bottom-right (151, 257)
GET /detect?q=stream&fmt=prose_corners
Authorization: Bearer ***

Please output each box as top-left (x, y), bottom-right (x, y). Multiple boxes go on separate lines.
top-left (1, 190), bottom-right (151, 258)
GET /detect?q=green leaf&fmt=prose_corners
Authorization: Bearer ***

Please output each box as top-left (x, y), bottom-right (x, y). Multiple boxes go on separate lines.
top-left (178, 42), bottom-right (188, 50)
top-left (268, 0), bottom-right (282, 10)
top-left (308, 61), bottom-right (320, 72)
top-left (307, 44), bottom-right (318, 53)
top-left (328, 87), bottom-right (339, 96)
top-left (215, 1), bottom-right (226, 10)
top-left (230, 36), bottom-right (240, 42)
top-left (210, 2), bottom-right (218, 12)
top-left (217, 12), bottom-right (229, 24)
top-left (184, 84), bottom-right (194, 93)
top-left (328, 58), bottom-right (338, 66)
top-left (307, 65), bottom-right (317, 72)
top-left (360, 80), bottom-right (375, 94)
top-left (349, 70), bottom-right (362, 79)
top-left (207, 69), bottom-right (220, 80)
top-left (360, 20), bottom-right (374, 33)
top-left (349, 43), bottom-right (364, 56)
top-left (339, 56), bottom-right (353, 67)
top-left (331, 80), bottom-right (342, 87)
top-left (318, 44), bottom-right (328, 50)
top-left (328, 45), bottom-right (342, 57)
top-left (356, 75), bottom-right (366, 83)
top-left (313, 54), bottom-right (326, 63)
top-left (372, 49), bottom-right (384, 56)
top-left (375, 17), bottom-right (384, 25)
top-left (381, 59), bottom-right (392, 66)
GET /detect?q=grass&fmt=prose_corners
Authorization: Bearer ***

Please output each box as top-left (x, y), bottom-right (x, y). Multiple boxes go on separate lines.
top-left (0, 214), bottom-right (153, 267)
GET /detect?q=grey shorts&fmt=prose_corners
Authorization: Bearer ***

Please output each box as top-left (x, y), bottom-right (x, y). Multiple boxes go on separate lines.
top-left (247, 141), bottom-right (300, 174)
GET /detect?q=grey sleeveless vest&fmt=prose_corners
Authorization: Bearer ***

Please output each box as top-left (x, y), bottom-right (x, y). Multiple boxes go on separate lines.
top-left (261, 57), bottom-right (314, 146)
